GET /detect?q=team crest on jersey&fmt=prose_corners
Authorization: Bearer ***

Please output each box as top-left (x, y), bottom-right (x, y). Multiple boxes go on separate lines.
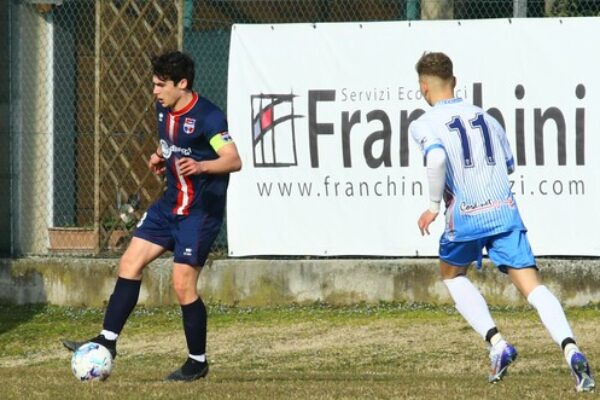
top-left (183, 117), bottom-right (196, 134)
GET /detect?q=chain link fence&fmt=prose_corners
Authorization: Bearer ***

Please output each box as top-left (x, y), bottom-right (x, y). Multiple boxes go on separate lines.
top-left (7, 0), bottom-right (600, 257)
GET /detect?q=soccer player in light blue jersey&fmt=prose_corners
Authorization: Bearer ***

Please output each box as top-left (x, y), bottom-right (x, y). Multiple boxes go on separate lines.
top-left (410, 52), bottom-right (594, 392)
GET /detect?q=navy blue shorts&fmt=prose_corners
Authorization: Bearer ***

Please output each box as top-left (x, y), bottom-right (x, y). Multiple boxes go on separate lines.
top-left (133, 201), bottom-right (223, 267)
top-left (439, 230), bottom-right (536, 273)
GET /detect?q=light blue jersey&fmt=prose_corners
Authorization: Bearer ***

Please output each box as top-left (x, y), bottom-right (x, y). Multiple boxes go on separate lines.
top-left (410, 98), bottom-right (525, 242)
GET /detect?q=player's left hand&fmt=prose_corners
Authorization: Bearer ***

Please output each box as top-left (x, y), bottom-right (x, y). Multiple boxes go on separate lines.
top-left (418, 210), bottom-right (438, 236)
top-left (177, 157), bottom-right (205, 176)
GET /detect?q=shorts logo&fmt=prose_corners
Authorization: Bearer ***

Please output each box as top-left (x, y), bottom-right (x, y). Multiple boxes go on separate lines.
top-left (183, 118), bottom-right (196, 134)
top-left (251, 93), bottom-right (303, 167)
top-left (183, 248), bottom-right (193, 256)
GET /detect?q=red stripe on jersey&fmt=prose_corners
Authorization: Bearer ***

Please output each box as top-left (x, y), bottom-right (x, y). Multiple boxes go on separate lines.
top-left (169, 114), bottom-right (194, 215)
top-left (166, 114), bottom-right (176, 143)
top-left (166, 94), bottom-right (200, 215)
top-left (172, 167), bottom-right (184, 215)
top-left (182, 175), bottom-right (194, 216)
top-left (172, 173), bottom-right (194, 216)
top-left (172, 115), bottom-right (180, 144)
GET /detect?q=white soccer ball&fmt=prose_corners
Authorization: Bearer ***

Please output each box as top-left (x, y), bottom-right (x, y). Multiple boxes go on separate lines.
top-left (71, 342), bottom-right (113, 381)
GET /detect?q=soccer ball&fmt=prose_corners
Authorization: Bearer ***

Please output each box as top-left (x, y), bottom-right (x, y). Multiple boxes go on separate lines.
top-left (71, 342), bottom-right (113, 381)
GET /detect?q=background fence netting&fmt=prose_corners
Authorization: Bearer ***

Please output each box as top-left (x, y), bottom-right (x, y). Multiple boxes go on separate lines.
top-left (7, 0), bottom-right (600, 256)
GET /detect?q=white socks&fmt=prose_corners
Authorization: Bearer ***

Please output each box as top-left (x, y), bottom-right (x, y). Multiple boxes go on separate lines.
top-left (489, 332), bottom-right (504, 347)
top-left (100, 329), bottom-right (208, 363)
top-left (527, 285), bottom-right (574, 346)
top-left (445, 279), bottom-right (578, 363)
top-left (564, 343), bottom-right (580, 364)
top-left (443, 276), bottom-right (496, 340)
top-left (189, 354), bottom-right (206, 362)
top-left (100, 330), bottom-right (119, 341)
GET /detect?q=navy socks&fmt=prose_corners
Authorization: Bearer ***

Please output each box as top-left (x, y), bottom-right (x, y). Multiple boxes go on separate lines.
top-left (181, 297), bottom-right (207, 355)
top-left (103, 277), bottom-right (142, 334)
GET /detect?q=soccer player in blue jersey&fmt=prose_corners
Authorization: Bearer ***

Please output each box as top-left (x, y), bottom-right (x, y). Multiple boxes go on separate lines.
top-left (63, 51), bottom-right (242, 381)
top-left (410, 52), bottom-right (594, 391)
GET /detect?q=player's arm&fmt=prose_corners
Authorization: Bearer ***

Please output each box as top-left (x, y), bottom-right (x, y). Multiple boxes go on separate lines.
top-left (178, 133), bottom-right (242, 176)
top-left (148, 146), bottom-right (166, 175)
top-left (417, 146), bottom-right (446, 235)
top-left (149, 103), bottom-right (168, 175)
top-left (425, 146), bottom-right (446, 213)
top-left (410, 121), bottom-right (445, 235)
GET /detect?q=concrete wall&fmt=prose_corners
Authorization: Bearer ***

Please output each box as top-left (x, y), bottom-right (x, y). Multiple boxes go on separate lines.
top-left (1, 258), bottom-right (599, 307)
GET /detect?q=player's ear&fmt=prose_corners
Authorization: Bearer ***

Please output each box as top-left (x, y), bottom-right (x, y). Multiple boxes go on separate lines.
top-left (177, 78), bottom-right (189, 90)
top-left (419, 79), bottom-right (428, 95)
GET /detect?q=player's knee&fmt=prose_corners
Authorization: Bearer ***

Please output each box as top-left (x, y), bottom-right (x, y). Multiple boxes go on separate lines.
top-left (118, 253), bottom-right (144, 279)
top-left (172, 280), bottom-right (197, 303)
top-left (443, 271), bottom-right (465, 280)
top-left (439, 263), bottom-right (467, 280)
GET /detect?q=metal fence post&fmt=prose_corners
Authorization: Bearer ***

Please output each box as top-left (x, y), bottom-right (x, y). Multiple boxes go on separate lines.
top-left (514, 0), bottom-right (528, 18)
top-left (0, 3), bottom-right (10, 255)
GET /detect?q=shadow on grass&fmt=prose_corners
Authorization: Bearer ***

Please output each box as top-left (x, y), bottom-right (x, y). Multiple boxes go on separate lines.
top-left (0, 302), bottom-right (48, 336)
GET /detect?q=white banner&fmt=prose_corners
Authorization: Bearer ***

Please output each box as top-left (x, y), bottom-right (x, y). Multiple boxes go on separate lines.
top-left (226, 18), bottom-right (600, 257)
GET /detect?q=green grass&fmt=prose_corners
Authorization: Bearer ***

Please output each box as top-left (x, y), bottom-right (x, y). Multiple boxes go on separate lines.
top-left (1, 303), bottom-right (599, 399)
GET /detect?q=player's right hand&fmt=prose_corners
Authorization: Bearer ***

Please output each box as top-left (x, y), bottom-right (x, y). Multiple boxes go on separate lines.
top-left (418, 210), bottom-right (438, 236)
top-left (148, 153), bottom-right (166, 175)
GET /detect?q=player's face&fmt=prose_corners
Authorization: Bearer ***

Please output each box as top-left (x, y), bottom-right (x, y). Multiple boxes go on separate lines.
top-left (152, 76), bottom-right (187, 109)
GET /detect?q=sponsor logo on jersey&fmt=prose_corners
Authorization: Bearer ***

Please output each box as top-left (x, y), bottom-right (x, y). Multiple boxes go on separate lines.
top-left (160, 139), bottom-right (192, 158)
top-left (183, 117), bottom-right (196, 134)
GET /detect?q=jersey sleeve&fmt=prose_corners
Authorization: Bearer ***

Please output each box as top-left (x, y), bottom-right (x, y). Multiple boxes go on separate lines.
top-left (425, 147), bottom-right (447, 212)
top-left (487, 115), bottom-right (515, 174)
top-left (409, 119), bottom-right (443, 156)
top-left (204, 109), bottom-right (234, 152)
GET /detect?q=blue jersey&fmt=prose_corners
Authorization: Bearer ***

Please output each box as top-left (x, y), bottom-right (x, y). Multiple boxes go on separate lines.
top-left (410, 98), bottom-right (525, 242)
top-left (156, 92), bottom-right (230, 217)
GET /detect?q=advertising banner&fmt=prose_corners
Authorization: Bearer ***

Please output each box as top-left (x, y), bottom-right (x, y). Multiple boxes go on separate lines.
top-left (227, 18), bottom-right (600, 256)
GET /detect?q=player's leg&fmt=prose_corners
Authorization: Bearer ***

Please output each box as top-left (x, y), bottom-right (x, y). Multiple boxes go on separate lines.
top-left (165, 262), bottom-right (209, 381)
top-left (165, 212), bottom-right (222, 381)
top-left (62, 203), bottom-right (171, 357)
top-left (440, 238), bottom-right (517, 382)
top-left (61, 237), bottom-right (166, 357)
top-left (441, 261), bottom-right (498, 342)
top-left (491, 230), bottom-right (595, 392)
top-left (101, 237), bottom-right (167, 342)
top-left (440, 239), bottom-right (499, 344)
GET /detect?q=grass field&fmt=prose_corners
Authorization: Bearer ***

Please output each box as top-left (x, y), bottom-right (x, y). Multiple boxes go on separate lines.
top-left (0, 302), bottom-right (598, 399)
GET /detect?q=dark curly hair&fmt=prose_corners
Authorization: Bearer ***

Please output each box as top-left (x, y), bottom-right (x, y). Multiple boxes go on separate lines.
top-left (151, 51), bottom-right (195, 89)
